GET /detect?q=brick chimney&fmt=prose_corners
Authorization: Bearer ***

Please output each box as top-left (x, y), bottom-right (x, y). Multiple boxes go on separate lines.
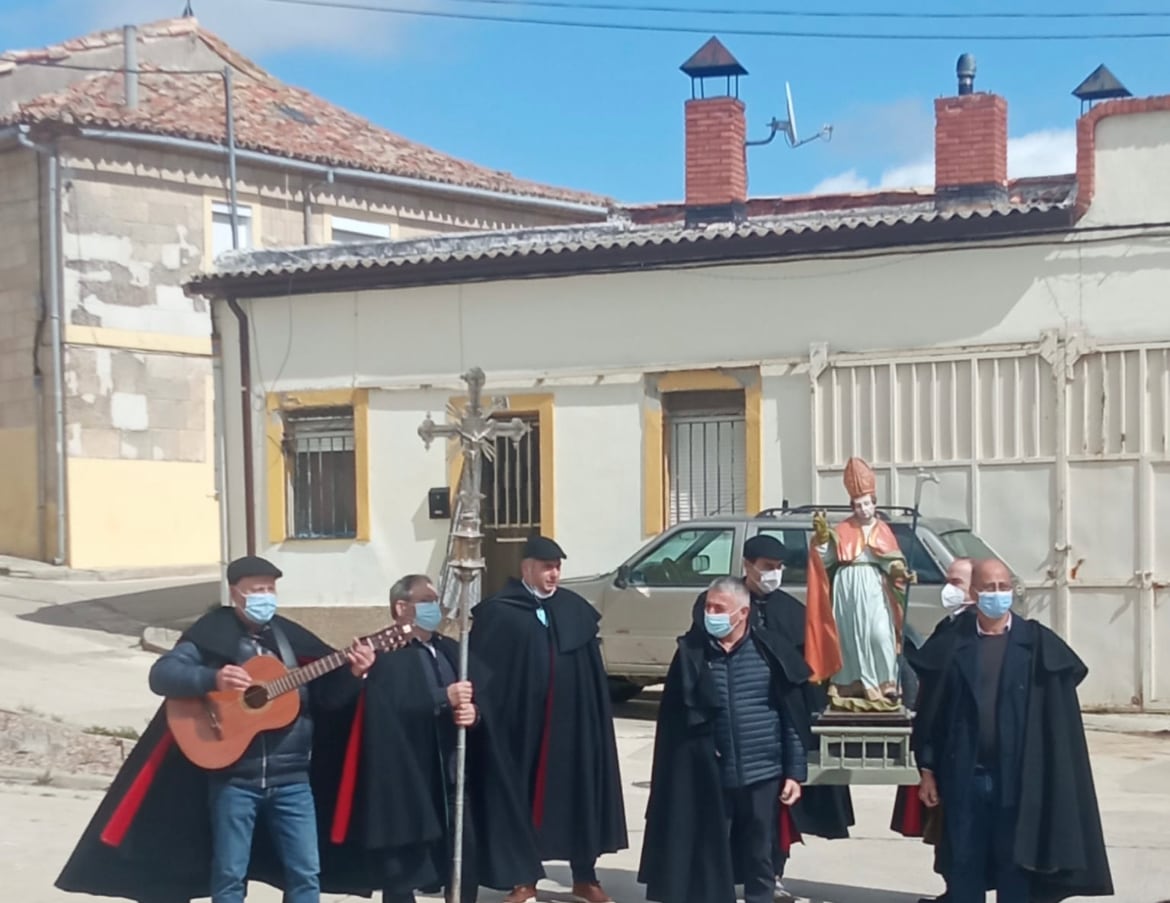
top-left (934, 54), bottom-right (1008, 204)
top-left (681, 37), bottom-right (748, 226)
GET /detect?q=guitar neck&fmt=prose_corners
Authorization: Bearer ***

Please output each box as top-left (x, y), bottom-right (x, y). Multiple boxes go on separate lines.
top-left (263, 650), bottom-right (349, 699)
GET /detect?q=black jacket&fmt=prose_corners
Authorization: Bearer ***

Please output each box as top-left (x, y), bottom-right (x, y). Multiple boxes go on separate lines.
top-left (909, 614), bottom-right (1113, 902)
top-left (637, 620), bottom-right (811, 903)
top-left (148, 609), bottom-right (356, 787)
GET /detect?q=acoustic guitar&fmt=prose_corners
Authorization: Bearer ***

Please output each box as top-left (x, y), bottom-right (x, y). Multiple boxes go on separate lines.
top-left (166, 623), bottom-right (411, 770)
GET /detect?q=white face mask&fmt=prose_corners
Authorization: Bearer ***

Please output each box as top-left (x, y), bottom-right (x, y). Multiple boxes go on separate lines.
top-left (941, 583), bottom-right (969, 613)
top-left (524, 580), bottom-right (555, 601)
top-left (758, 569), bottom-right (783, 593)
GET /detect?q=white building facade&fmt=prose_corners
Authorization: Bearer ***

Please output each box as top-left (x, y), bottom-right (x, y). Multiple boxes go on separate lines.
top-left (193, 71), bottom-right (1170, 711)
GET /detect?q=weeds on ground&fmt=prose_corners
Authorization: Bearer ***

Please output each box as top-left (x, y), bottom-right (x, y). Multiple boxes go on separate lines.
top-left (84, 725), bottom-right (140, 741)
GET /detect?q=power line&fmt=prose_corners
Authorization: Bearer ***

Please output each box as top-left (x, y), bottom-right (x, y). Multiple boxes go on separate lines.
top-left (409, 0), bottom-right (1170, 21)
top-left (6, 60), bottom-right (230, 75)
top-left (256, 0), bottom-right (1170, 40)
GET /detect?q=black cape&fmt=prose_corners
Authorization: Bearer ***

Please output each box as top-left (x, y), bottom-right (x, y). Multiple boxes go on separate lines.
top-left (906, 614), bottom-right (1113, 902)
top-left (469, 578), bottom-right (628, 863)
top-left (55, 607), bottom-right (368, 901)
top-left (637, 620), bottom-right (812, 903)
top-left (890, 608), bottom-right (970, 840)
top-left (330, 634), bottom-right (544, 892)
top-left (691, 590), bottom-right (854, 841)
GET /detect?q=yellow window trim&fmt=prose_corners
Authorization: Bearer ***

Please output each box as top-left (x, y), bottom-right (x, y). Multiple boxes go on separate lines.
top-left (642, 368), bottom-right (762, 537)
top-left (202, 194), bottom-right (263, 270)
top-left (445, 392), bottom-right (555, 539)
top-left (265, 388), bottom-right (370, 545)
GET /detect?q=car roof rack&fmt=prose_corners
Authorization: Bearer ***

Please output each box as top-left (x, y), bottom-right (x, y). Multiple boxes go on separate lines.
top-left (756, 504), bottom-right (918, 521)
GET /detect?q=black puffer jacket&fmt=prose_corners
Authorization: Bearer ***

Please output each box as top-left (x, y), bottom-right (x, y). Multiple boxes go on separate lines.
top-left (149, 611), bottom-right (356, 787)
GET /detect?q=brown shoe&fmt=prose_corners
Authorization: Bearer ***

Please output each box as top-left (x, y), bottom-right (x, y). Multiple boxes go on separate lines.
top-left (503, 885), bottom-right (537, 903)
top-left (572, 882), bottom-right (613, 903)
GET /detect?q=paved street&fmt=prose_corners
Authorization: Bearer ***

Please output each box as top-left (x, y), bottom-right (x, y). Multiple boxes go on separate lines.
top-left (2, 573), bottom-right (1169, 902)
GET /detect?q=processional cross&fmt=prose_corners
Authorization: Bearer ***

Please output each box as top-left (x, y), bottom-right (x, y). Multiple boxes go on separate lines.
top-left (417, 367), bottom-right (529, 902)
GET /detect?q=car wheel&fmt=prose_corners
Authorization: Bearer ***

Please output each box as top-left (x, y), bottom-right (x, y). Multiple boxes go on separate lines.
top-left (607, 676), bottom-right (644, 704)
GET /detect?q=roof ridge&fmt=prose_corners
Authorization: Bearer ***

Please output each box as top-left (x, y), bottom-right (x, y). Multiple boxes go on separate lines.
top-left (0, 15), bottom-right (273, 83)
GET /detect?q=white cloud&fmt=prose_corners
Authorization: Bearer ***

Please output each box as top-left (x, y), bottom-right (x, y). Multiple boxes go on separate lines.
top-left (809, 128), bottom-right (1071, 195)
top-left (811, 128), bottom-right (1076, 194)
top-left (77, 0), bottom-right (429, 56)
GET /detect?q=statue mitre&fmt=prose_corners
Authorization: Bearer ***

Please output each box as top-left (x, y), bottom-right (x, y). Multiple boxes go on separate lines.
top-left (843, 456), bottom-right (877, 500)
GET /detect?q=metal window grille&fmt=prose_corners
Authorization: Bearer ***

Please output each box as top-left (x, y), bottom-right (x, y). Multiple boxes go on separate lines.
top-left (667, 412), bottom-right (747, 524)
top-left (482, 417), bottom-right (540, 530)
top-left (283, 408), bottom-right (357, 539)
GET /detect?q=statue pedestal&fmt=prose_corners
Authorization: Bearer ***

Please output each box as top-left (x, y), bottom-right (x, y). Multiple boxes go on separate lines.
top-left (807, 708), bottom-right (918, 786)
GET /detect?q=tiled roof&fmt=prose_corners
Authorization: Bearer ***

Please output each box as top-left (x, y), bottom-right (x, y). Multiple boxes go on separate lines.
top-left (1, 18), bottom-right (610, 209)
top-left (188, 175), bottom-right (1077, 293)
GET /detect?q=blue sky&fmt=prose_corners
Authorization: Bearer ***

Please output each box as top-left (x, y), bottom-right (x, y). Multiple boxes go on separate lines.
top-left (2, 0), bottom-right (1166, 202)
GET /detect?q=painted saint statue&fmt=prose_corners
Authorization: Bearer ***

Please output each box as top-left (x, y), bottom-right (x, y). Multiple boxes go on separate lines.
top-left (805, 457), bottom-right (912, 712)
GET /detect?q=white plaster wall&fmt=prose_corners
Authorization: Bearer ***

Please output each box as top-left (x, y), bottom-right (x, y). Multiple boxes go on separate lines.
top-left (546, 383), bottom-right (645, 578)
top-left (1084, 110), bottom-right (1170, 228)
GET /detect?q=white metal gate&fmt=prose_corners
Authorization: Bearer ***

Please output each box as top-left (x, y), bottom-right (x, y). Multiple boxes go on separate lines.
top-left (809, 332), bottom-right (1170, 712)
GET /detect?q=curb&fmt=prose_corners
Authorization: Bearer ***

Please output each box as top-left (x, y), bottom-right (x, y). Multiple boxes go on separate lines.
top-left (0, 562), bottom-right (219, 583)
top-left (0, 765), bottom-right (113, 791)
top-left (140, 626), bottom-right (181, 654)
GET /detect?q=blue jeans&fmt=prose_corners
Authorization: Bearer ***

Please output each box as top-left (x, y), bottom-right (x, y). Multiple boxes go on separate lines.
top-left (208, 780), bottom-right (321, 903)
top-left (947, 768), bottom-right (1030, 903)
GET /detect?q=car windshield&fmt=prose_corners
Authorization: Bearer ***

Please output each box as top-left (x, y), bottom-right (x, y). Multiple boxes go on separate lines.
top-left (938, 529), bottom-right (999, 560)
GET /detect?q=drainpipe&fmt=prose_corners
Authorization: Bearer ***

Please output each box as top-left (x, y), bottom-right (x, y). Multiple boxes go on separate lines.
top-left (122, 25), bottom-right (138, 109)
top-left (302, 170), bottom-right (335, 244)
top-left (210, 305), bottom-right (232, 604)
top-left (17, 127), bottom-right (67, 565)
top-left (226, 297), bottom-right (256, 556)
top-left (221, 67), bottom-right (256, 556)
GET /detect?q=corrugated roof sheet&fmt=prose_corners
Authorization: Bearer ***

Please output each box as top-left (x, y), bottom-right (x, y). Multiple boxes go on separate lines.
top-left (1, 18), bottom-right (610, 208)
top-left (191, 178), bottom-right (1076, 286)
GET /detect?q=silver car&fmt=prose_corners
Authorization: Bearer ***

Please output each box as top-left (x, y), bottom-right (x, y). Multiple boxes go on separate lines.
top-left (562, 504), bottom-right (1021, 703)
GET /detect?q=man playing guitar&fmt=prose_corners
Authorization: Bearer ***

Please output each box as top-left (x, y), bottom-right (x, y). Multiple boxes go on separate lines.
top-left (55, 555), bottom-right (376, 903)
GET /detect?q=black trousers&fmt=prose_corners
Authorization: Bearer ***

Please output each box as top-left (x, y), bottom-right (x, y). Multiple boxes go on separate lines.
top-left (383, 783), bottom-right (479, 903)
top-left (724, 777), bottom-right (782, 903)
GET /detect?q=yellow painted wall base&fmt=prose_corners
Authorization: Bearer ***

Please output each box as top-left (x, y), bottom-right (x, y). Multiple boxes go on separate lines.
top-left (67, 457), bottom-right (220, 569)
top-left (0, 427), bottom-right (41, 560)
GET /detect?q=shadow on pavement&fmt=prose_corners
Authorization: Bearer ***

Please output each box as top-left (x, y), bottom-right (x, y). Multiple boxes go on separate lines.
top-left (612, 688), bottom-right (663, 722)
top-left (18, 582), bottom-right (218, 637)
top-left (785, 879), bottom-right (928, 903)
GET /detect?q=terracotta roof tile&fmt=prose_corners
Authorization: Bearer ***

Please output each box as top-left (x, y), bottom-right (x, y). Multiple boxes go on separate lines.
top-left (1, 18), bottom-right (610, 209)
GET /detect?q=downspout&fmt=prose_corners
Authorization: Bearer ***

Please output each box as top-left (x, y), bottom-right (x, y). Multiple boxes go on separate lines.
top-left (222, 67), bottom-right (256, 556)
top-left (17, 127), bottom-right (67, 565)
top-left (302, 171), bottom-right (334, 244)
top-left (226, 297), bottom-right (255, 556)
top-left (210, 306), bottom-right (232, 604)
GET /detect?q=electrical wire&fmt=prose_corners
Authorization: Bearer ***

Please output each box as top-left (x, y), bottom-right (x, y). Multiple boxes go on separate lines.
top-left (256, 0), bottom-right (1170, 40)
top-left (401, 0), bottom-right (1170, 21)
top-left (3, 60), bottom-right (231, 75)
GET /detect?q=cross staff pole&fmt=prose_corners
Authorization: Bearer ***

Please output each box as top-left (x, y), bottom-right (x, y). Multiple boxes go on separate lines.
top-left (418, 367), bottom-right (529, 903)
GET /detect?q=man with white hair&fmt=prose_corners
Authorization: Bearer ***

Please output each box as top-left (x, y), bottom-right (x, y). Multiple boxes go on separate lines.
top-left (639, 577), bottom-right (811, 903)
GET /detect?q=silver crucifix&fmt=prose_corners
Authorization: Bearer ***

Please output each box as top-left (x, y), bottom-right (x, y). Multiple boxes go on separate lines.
top-left (418, 367), bottom-right (529, 903)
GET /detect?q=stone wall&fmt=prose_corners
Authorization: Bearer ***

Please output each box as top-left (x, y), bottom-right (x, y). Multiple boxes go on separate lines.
top-left (0, 146), bottom-right (45, 559)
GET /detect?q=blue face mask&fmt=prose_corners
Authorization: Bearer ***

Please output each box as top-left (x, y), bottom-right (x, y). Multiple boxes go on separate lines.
top-left (414, 601), bottom-right (443, 632)
top-left (976, 590), bottom-right (1014, 619)
top-left (704, 612), bottom-right (734, 639)
top-left (243, 592), bottom-right (277, 625)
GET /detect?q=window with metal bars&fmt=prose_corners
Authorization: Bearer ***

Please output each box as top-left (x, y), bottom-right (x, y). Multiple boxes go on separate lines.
top-left (664, 390), bottom-right (747, 525)
top-left (282, 407), bottom-right (357, 540)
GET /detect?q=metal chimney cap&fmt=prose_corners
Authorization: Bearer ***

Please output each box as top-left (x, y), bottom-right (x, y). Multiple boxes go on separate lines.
top-left (956, 53), bottom-right (976, 95)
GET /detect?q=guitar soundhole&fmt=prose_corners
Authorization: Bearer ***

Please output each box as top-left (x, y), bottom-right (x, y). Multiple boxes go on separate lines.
top-left (242, 685), bottom-right (269, 709)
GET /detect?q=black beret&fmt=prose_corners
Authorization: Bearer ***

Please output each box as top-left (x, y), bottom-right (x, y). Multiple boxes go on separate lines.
top-left (522, 535), bottom-right (567, 561)
top-left (743, 534), bottom-right (786, 562)
top-left (226, 555), bottom-right (283, 585)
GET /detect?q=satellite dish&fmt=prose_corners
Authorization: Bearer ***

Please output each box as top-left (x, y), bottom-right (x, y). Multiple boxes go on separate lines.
top-left (745, 81), bottom-right (832, 150)
top-left (785, 81), bottom-right (799, 146)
